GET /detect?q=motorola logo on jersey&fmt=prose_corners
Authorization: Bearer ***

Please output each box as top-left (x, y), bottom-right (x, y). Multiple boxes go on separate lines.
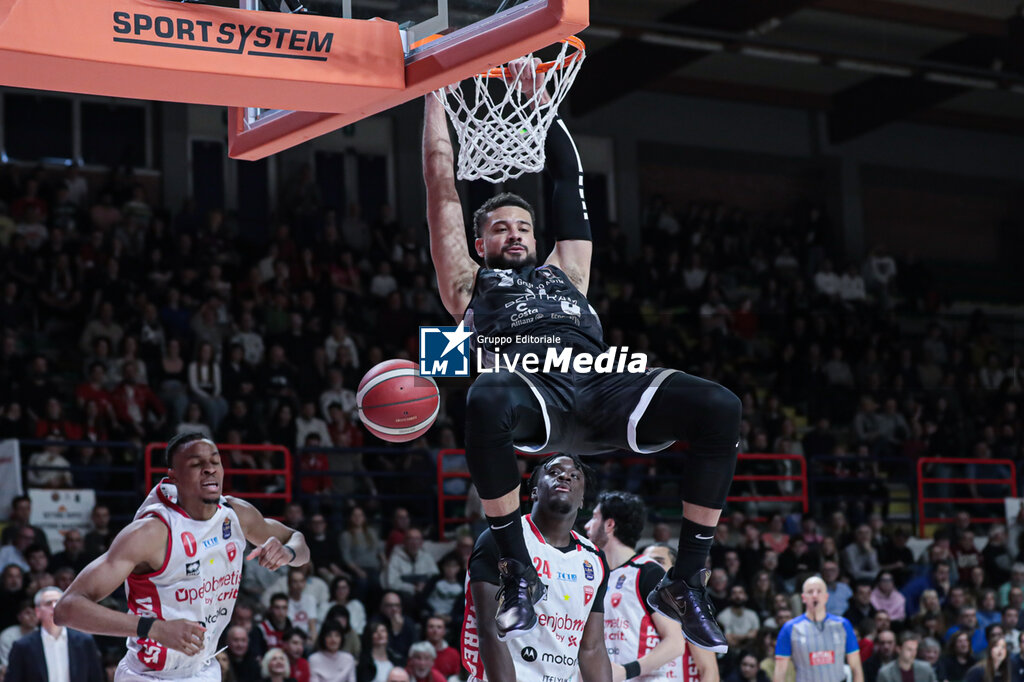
top-left (542, 652), bottom-right (577, 667)
top-left (205, 606), bottom-right (229, 625)
top-left (521, 646), bottom-right (538, 662)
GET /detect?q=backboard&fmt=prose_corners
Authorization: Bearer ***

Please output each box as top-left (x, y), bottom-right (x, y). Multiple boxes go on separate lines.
top-left (0, 0), bottom-right (586, 160)
top-left (229, 0), bottom-right (588, 159)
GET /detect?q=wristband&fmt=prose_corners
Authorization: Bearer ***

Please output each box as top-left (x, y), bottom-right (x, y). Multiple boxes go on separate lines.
top-left (137, 616), bottom-right (156, 639)
top-left (624, 661), bottom-right (641, 679)
top-left (284, 545), bottom-right (297, 563)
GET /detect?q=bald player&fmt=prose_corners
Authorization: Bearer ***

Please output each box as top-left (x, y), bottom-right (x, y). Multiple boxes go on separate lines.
top-left (774, 576), bottom-right (863, 682)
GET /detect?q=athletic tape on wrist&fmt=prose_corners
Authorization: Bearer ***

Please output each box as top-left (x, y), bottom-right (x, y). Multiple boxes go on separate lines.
top-left (137, 616), bottom-right (156, 639)
top-left (624, 661), bottom-right (641, 679)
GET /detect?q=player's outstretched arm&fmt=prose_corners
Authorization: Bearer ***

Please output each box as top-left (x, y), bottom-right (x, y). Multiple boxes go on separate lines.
top-left (507, 60), bottom-right (593, 294)
top-left (578, 610), bottom-right (612, 682)
top-left (541, 115), bottom-right (593, 295)
top-left (470, 580), bottom-right (517, 682)
top-left (54, 517), bottom-right (208, 656)
top-left (229, 495), bottom-right (310, 569)
top-left (423, 94), bottom-right (478, 319)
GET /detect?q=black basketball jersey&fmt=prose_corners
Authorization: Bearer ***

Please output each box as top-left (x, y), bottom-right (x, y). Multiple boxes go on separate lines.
top-left (464, 264), bottom-right (606, 361)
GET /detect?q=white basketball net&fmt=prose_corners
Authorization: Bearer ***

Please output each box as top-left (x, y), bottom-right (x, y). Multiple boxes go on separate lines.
top-left (435, 37), bottom-right (585, 183)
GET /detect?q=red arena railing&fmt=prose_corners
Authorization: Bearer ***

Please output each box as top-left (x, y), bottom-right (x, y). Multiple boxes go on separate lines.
top-left (144, 442), bottom-right (293, 507)
top-left (728, 453), bottom-right (809, 515)
top-left (917, 457), bottom-right (1017, 537)
top-left (436, 450), bottom-right (809, 539)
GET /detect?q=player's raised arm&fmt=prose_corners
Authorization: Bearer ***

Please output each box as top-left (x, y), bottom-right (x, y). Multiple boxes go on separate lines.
top-left (54, 517), bottom-right (208, 656)
top-left (423, 93), bottom-right (479, 319)
top-left (508, 59), bottom-right (593, 294)
top-left (578, 610), bottom-right (612, 682)
top-left (541, 115), bottom-right (593, 294)
top-left (229, 495), bottom-right (310, 570)
top-left (470, 580), bottom-right (517, 682)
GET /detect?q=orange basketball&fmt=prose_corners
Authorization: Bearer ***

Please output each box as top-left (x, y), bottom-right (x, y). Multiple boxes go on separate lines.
top-left (356, 359), bottom-right (440, 443)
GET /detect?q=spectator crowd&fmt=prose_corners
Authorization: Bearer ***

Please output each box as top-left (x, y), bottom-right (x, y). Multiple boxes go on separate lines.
top-left (0, 158), bottom-right (1022, 681)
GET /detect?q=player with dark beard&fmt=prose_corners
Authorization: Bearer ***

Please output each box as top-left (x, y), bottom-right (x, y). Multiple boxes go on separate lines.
top-left (424, 70), bottom-right (740, 655)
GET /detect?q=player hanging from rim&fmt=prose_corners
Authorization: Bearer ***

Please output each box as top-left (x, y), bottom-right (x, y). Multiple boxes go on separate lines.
top-left (54, 432), bottom-right (311, 682)
top-left (423, 60), bottom-right (741, 653)
top-left (461, 454), bottom-right (611, 682)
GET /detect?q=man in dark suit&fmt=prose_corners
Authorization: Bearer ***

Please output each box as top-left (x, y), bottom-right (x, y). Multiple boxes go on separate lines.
top-left (5, 586), bottom-right (103, 682)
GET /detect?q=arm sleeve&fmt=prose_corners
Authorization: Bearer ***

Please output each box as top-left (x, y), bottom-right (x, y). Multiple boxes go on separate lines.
top-left (468, 529), bottom-right (501, 585)
top-left (544, 116), bottom-right (591, 242)
top-left (775, 620), bottom-right (794, 657)
top-left (843, 618), bottom-right (860, 654)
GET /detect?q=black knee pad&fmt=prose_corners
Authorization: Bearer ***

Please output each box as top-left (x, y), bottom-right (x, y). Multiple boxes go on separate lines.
top-left (464, 372), bottom-right (520, 430)
top-left (464, 373), bottom-right (544, 500)
top-left (697, 383), bottom-right (743, 440)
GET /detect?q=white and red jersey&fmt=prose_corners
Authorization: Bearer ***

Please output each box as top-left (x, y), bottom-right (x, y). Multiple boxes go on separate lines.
top-left (462, 514), bottom-right (609, 682)
top-left (604, 554), bottom-right (692, 682)
top-left (121, 479), bottom-right (244, 678)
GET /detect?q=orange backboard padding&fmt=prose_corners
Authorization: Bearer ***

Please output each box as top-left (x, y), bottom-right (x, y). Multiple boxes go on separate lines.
top-left (0, 0), bottom-right (404, 113)
top-left (227, 0), bottom-right (588, 160)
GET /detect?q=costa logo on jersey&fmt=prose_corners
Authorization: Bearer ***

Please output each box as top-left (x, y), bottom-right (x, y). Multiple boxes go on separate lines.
top-left (181, 532), bottom-right (197, 557)
top-left (222, 518), bottom-right (232, 539)
top-left (583, 560), bottom-right (594, 581)
top-left (610, 592), bottom-right (622, 607)
top-left (226, 541), bottom-right (237, 562)
top-left (584, 585), bottom-right (594, 605)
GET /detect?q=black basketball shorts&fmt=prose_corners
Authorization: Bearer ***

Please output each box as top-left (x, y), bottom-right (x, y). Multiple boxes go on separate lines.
top-left (497, 366), bottom-right (682, 456)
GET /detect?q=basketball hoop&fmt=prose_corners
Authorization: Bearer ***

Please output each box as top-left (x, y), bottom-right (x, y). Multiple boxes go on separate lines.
top-left (436, 36), bottom-right (585, 183)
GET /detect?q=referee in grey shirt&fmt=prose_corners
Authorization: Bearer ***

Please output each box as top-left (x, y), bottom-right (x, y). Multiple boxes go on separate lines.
top-left (774, 576), bottom-right (864, 682)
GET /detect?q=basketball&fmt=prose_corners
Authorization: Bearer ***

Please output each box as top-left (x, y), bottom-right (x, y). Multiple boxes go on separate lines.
top-left (356, 359), bottom-right (440, 443)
